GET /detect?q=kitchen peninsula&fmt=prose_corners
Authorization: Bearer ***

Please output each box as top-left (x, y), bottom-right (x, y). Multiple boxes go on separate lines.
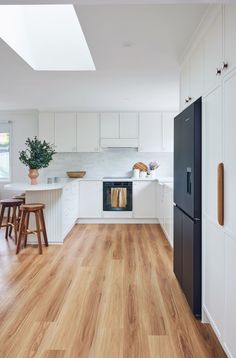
top-left (4, 177), bottom-right (173, 245)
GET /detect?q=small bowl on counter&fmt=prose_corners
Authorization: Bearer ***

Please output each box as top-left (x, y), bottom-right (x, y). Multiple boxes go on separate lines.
top-left (66, 171), bottom-right (86, 178)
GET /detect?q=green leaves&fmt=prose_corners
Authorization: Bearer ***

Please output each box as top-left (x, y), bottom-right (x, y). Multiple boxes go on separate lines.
top-left (19, 136), bottom-right (56, 169)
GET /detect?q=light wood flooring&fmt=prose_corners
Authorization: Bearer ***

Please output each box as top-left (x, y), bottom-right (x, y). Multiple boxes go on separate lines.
top-left (0, 224), bottom-right (226, 358)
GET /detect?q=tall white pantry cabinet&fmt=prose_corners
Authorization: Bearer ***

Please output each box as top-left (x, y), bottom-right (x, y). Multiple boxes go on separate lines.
top-left (180, 4), bottom-right (236, 357)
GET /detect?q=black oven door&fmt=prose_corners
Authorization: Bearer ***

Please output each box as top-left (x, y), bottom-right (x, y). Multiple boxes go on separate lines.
top-left (103, 181), bottom-right (132, 211)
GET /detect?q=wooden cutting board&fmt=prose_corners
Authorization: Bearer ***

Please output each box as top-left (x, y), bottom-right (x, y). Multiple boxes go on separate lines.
top-left (133, 162), bottom-right (148, 172)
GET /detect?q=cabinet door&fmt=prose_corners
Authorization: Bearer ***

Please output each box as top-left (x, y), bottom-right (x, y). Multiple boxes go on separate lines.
top-left (79, 181), bottom-right (102, 218)
top-left (77, 113), bottom-right (99, 152)
top-left (119, 112), bottom-right (139, 139)
top-left (156, 182), bottom-right (164, 222)
top-left (139, 112), bottom-right (162, 152)
top-left (133, 181), bottom-right (156, 218)
top-left (202, 86), bottom-right (223, 223)
top-left (224, 4), bottom-right (236, 73)
top-left (204, 219), bottom-right (225, 340)
top-left (180, 60), bottom-right (190, 110)
top-left (189, 42), bottom-right (204, 101)
top-left (162, 112), bottom-right (176, 152)
top-left (55, 112), bottom-right (77, 152)
top-left (100, 113), bottom-right (119, 138)
top-left (38, 112), bottom-right (55, 144)
top-left (224, 233), bottom-right (236, 358)
top-left (204, 9), bottom-right (223, 94)
top-left (166, 186), bottom-right (174, 247)
top-left (223, 70), bottom-right (236, 235)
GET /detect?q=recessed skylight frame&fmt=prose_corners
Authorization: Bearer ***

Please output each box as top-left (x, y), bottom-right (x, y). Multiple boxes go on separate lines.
top-left (0, 4), bottom-right (96, 71)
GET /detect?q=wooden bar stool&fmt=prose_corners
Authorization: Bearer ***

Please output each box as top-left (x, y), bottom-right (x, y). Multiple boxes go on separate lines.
top-left (0, 199), bottom-right (23, 243)
top-left (16, 203), bottom-right (48, 255)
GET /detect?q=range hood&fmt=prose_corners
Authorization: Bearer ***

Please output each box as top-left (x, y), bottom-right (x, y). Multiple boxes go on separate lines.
top-left (100, 138), bottom-right (139, 149)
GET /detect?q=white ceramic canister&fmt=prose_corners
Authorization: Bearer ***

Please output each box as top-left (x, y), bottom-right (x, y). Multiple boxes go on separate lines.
top-left (133, 168), bottom-right (140, 179)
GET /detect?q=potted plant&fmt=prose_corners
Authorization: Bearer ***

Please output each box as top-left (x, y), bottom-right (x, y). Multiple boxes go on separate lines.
top-left (19, 137), bottom-right (56, 185)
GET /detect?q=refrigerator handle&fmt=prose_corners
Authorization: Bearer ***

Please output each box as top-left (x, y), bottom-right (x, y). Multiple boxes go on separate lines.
top-left (217, 163), bottom-right (224, 226)
top-left (187, 167), bottom-right (192, 194)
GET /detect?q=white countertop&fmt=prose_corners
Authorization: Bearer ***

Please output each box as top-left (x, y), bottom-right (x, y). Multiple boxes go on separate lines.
top-left (4, 176), bottom-right (173, 192)
top-left (4, 182), bottom-right (70, 191)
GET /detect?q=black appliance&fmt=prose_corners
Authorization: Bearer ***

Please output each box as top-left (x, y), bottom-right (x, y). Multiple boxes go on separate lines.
top-left (173, 97), bottom-right (202, 318)
top-left (103, 181), bottom-right (132, 211)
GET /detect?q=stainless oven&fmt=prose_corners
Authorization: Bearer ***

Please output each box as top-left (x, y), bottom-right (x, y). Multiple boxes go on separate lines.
top-left (103, 181), bottom-right (132, 211)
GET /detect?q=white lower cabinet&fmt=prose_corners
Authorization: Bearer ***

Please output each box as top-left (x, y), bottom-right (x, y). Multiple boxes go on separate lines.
top-left (79, 181), bottom-right (103, 218)
top-left (133, 181), bottom-right (156, 218)
top-left (157, 182), bottom-right (173, 246)
top-left (203, 219), bottom-right (225, 340)
top-left (224, 233), bottom-right (236, 356)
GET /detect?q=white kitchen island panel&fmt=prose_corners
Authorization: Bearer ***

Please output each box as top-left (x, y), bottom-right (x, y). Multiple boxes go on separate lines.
top-left (4, 180), bottom-right (79, 244)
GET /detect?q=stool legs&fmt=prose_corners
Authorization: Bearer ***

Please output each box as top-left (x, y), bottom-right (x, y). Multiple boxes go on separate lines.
top-left (5, 207), bottom-right (11, 240)
top-left (24, 212), bottom-right (30, 248)
top-left (16, 211), bottom-right (26, 254)
top-left (12, 206), bottom-right (18, 244)
top-left (35, 211), bottom-right (42, 255)
top-left (39, 209), bottom-right (48, 247)
top-left (0, 205), bottom-right (4, 228)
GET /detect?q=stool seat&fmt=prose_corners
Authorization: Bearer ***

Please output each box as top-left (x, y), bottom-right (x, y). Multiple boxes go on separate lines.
top-left (0, 199), bottom-right (23, 207)
top-left (21, 203), bottom-right (45, 211)
top-left (16, 203), bottom-right (48, 255)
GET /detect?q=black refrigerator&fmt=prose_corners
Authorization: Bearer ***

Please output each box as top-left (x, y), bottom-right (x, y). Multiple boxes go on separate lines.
top-left (173, 97), bottom-right (202, 318)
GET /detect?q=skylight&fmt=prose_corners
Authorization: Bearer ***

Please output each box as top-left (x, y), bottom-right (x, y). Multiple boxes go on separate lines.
top-left (0, 4), bottom-right (95, 71)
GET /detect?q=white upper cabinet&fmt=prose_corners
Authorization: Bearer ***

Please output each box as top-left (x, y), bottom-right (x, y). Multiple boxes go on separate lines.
top-left (189, 42), bottom-right (204, 101)
top-left (55, 112), bottom-right (77, 152)
top-left (100, 112), bottom-right (119, 138)
top-left (202, 86), bottom-right (222, 223)
top-left (162, 112), bottom-right (176, 152)
top-left (139, 112), bottom-right (162, 152)
top-left (133, 181), bottom-right (156, 218)
top-left (39, 111), bottom-right (174, 152)
top-left (38, 112), bottom-right (55, 144)
top-left (224, 4), bottom-right (236, 74)
top-left (204, 9), bottom-right (223, 94)
top-left (119, 112), bottom-right (139, 138)
top-left (180, 60), bottom-right (190, 110)
top-left (100, 112), bottom-right (139, 148)
top-left (77, 113), bottom-right (100, 152)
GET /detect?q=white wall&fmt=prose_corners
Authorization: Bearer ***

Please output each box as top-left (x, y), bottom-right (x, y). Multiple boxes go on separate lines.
top-left (0, 111), bottom-right (38, 199)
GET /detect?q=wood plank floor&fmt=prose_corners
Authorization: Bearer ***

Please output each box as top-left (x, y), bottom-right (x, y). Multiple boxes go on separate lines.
top-left (0, 224), bottom-right (226, 358)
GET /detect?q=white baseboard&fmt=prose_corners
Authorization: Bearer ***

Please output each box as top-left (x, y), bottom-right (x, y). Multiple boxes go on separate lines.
top-left (77, 218), bottom-right (159, 224)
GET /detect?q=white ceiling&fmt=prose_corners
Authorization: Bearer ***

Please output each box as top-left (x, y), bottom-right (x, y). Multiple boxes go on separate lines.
top-left (0, 3), bottom-right (207, 111)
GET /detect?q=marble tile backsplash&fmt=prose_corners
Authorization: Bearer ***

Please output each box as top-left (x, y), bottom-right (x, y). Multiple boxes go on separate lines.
top-left (42, 150), bottom-right (173, 179)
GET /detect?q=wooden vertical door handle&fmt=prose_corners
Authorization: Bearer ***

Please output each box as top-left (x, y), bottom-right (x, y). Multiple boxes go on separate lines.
top-left (217, 163), bottom-right (224, 226)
